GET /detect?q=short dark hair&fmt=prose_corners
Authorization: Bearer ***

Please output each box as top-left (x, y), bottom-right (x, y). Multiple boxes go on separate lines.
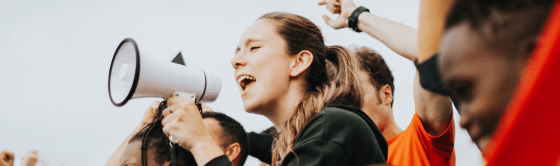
top-left (201, 112), bottom-right (249, 166)
top-left (354, 46), bottom-right (395, 107)
top-left (445, 0), bottom-right (554, 44)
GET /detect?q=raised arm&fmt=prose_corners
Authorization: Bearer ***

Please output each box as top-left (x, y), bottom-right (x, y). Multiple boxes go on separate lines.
top-left (413, 71), bottom-right (453, 136)
top-left (319, 0), bottom-right (418, 61)
top-left (417, 0), bottom-right (453, 63)
top-left (320, 0), bottom-right (454, 135)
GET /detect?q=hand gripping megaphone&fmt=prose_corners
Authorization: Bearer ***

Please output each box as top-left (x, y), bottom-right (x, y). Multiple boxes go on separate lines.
top-left (108, 38), bottom-right (222, 106)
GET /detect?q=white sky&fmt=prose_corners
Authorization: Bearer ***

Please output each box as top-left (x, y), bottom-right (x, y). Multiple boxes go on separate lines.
top-left (0, 0), bottom-right (481, 165)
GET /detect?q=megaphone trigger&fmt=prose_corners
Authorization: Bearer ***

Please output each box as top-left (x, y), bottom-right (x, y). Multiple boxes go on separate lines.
top-left (172, 92), bottom-right (196, 101)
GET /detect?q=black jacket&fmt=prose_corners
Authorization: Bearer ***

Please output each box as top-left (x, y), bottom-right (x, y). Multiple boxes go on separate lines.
top-left (206, 103), bottom-right (387, 166)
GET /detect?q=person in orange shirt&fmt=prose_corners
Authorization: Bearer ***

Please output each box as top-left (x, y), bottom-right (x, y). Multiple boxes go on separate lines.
top-left (319, 0), bottom-right (456, 165)
top-left (353, 47), bottom-right (455, 166)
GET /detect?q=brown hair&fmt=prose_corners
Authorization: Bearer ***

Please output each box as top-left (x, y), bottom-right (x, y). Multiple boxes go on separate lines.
top-left (353, 46), bottom-right (395, 107)
top-left (258, 12), bottom-right (364, 165)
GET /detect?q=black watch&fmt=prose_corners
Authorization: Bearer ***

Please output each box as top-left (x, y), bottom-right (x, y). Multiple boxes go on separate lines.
top-left (348, 6), bottom-right (369, 32)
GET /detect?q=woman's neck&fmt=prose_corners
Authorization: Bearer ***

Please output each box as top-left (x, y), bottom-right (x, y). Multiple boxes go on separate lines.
top-left (267, 79), bottom-right (306, 128)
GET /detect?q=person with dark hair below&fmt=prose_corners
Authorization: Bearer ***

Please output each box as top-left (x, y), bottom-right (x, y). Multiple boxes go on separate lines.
top-left (438, 0), bottom-right (555, 151)
top-left (159, 12), bottom-right (387, 166)
top-left (106, 101), bottom-right (249, 166)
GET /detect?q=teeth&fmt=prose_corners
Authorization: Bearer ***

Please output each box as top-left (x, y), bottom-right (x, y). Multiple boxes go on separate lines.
top-left (237, 75), bottom-right (255, 83)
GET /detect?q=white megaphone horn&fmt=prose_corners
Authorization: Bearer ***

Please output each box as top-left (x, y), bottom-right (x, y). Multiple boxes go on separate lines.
top-left (108, 38), bottom-right (222, 106)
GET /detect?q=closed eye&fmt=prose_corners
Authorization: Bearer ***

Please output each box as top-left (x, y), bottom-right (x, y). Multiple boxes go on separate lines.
top-left (448, 79), bottom-right (474, 102)
top-left (250, 46), bottom-right (260, 51)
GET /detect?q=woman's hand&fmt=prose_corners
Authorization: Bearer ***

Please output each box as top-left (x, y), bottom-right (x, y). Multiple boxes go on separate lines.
top-left (162, 96), bottom-right (209, 149)
top-left (20, 150), bottom-right (38, 166)
top-left (161, 95), bottom-right (224, 165)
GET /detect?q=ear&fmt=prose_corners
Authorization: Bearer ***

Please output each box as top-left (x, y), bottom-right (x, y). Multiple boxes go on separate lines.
top-left (379, 85), bottom-right (393, 106)
top-left (290, 50), bottom-right (314, 77)
top-left (224, 143), bottom-right (241, 163)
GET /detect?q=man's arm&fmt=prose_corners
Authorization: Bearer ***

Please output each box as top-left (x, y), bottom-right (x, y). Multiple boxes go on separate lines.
top-left (320, 0), bottom-right (453, 135)
top-left (319, 0), bottom-right (418, 61)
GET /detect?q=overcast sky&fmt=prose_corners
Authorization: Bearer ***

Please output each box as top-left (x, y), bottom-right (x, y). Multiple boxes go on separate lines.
top-left (0, 0), bottom-right (481, 165)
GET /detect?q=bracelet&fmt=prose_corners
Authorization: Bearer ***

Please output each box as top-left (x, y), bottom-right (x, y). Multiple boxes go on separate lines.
top-left (348, 6), bottom-right (370, 32)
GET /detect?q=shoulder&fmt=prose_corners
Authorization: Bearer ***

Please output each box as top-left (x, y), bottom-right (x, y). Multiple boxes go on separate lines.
top-left (322, 106), bottom-right (372, 130)
top-left (297, 105), bottom-right (377, 145)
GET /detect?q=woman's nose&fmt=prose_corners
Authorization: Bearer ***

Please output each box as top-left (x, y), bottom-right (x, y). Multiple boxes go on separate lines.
top-left (231, 55), bottom-right (247, 69)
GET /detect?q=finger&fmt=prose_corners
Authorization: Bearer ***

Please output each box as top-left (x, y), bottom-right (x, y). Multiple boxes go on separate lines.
top-left (162, 106), bottom-right (173, 117)
top-left (161, 107), bottom-right (179, 126)
top-left (327, 5), bottom-right (336, 13)
top-left (318, 0), bottom-right (326, 5)
top-left (162, 123), bottom-right (172, 137)
top-left (334, 8), bottom-right (341, 14)
top-left (167, 95), bottom-right (193, 107)
top-left (333, 2), bottom-right (341, 7)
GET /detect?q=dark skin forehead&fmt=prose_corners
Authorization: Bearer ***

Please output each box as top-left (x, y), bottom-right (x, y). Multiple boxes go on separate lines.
top-left (439, 19), bottom-right (529, 83)
top-left (440, 22), bottom-right (490, 83)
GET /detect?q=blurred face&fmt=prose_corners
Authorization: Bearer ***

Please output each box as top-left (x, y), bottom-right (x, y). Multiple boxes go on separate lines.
top-left (359, 72), bottom-right (386, 125)
top-left (439, 22), bottom-right (527, 151)
top-left (120, 140), bottom-right (169, 166)
top-left (232, 19), bottom-right (295, 114)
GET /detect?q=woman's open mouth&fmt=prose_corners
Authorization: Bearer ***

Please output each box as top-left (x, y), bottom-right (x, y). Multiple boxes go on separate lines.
top-left (237, 75), bottom-right (256, 92)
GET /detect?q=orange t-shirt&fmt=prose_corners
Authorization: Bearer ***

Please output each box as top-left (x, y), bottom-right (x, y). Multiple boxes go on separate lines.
top-left (387, 113), bottom-right (455, 166)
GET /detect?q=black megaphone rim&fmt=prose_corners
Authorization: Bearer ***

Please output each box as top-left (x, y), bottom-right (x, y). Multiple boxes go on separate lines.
top-left (108, 38), bottom-right (141, 107)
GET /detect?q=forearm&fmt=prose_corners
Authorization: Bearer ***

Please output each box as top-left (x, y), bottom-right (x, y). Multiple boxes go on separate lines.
top-left (417, 0), bottom-right (453, 63)
top-left (105, 125), bottom-right (144, 166)
top-left (357, 12), bottom-right (419, 61)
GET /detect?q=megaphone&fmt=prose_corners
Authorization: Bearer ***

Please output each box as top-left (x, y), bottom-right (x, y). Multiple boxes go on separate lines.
top-left (108, 38), bottom-right (222, 106)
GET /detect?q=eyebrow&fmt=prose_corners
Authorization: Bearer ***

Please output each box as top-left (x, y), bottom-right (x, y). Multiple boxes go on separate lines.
top-left (235, 39), bottom-right (263, 55)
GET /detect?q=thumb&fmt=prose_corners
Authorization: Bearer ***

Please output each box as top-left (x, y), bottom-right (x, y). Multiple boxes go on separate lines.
top-left (318, 0), bottom-right (326, 5)
top-left (322, 15), bottom-right (339, 29)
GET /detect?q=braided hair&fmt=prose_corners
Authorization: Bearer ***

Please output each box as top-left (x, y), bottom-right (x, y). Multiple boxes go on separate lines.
top-left (130, 100), bottom-right (197, 166)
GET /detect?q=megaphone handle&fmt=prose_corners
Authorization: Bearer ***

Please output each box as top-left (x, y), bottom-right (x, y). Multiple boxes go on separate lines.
top-left (170, 143), bottom-right (178, 166)
top-left (172, 92), bottom-right (203, 113)
top-left (168, 98), bottom-right (201, 166)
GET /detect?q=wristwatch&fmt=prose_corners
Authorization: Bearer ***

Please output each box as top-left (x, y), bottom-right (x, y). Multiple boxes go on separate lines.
top-left (348, 6), bottom-right (370, 32)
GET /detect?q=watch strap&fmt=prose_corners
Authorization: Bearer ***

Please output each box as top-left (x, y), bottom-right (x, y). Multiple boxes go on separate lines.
top-left (348, 6), bottom-right (370, 32)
